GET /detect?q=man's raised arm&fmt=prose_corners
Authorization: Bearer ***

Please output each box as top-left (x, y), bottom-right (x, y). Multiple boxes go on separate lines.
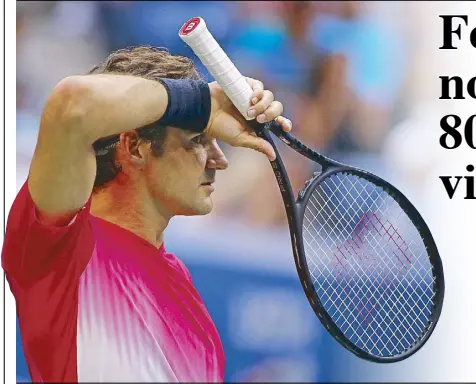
top-left (28, 74), bottom-right (170, 225)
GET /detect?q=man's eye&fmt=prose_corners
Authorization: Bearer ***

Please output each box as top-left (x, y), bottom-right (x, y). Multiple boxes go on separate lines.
top-left (191, 134), bottom-right (206, 145)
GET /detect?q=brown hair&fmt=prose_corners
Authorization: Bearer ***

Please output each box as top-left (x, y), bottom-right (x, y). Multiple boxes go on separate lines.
top-left (90, 46), bottom-right (203, 190)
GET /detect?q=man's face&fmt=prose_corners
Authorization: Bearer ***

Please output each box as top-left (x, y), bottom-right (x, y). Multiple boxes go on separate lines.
top-left (144, 127), bottom-right (229, 217)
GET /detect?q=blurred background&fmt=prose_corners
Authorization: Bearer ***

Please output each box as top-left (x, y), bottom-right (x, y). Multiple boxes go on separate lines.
top-left (14, 1), bottom-right (475, 382)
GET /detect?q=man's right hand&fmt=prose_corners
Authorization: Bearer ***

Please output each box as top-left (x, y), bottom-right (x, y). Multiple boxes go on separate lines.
top-left (206, 78), bottom-right (292, 161)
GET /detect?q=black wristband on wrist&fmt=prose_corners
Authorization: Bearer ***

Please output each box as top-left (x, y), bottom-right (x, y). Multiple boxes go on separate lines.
top-left (157, 78), bottom-right (211, 133)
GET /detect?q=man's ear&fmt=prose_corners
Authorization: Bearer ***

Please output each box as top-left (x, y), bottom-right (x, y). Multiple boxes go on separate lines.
top-left (119, 131), bottom-right (149, 168)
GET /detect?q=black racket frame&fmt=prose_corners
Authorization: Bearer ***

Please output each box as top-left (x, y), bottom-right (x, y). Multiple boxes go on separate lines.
top-left (252, 120), bottom-right (445, 363)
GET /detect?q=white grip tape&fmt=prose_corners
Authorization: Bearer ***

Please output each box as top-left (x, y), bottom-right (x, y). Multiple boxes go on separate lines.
top-left (179, 17), bottom-right (253, 120)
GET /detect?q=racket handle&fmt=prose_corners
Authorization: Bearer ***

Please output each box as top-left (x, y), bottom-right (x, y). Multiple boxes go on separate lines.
top-left (179, 17), bottom-right (253, 120)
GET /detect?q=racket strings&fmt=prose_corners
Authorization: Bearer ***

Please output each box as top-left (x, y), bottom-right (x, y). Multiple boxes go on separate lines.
top-left (308, 190), bottom-right (433, 356)
top-left (302, 173), bottom-right (435, 357)
top-left (308, 185), bottom-right (434, 354)
top-left (305, 205), bottom-right (430, 356)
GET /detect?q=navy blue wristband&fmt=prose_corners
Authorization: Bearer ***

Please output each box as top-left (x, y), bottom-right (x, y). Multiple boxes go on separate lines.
top-left (157, 78), bottom-right (211, 133)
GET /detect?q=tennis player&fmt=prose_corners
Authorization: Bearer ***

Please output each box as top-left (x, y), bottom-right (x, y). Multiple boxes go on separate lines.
top-left (2, 46), bottom-right (292, 382)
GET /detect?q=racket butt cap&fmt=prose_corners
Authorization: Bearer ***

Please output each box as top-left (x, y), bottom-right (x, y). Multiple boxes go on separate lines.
top-left (179, 17), bottom-right (206, 39)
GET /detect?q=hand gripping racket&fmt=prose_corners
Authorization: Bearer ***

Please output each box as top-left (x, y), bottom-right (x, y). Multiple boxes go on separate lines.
top-left (179, 17), bottom-right (444, 363)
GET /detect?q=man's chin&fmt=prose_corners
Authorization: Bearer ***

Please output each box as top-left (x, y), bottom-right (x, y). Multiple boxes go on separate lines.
top-left (180, 199), bottom-right (213, 216)
top-left (196, 200), bottom-right (213, 215)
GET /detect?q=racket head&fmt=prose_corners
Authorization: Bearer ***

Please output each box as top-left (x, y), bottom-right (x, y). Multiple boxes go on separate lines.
top-left (293, 166), bottom-right (444, 363)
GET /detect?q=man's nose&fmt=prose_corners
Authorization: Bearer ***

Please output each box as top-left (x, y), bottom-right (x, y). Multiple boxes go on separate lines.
top-left (206, 140), bottom-right (229, 170)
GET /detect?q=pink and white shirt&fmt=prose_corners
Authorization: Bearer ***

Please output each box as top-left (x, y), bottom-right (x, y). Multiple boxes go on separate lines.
top-left (2, 181), bottom-right (225, 382)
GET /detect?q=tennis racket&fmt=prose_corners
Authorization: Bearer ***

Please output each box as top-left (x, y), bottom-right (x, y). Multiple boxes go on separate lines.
top-left (179, 17), bottom-right (445, 363)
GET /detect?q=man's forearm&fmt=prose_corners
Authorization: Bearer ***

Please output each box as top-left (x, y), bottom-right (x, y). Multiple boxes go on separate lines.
top-left (55, 74), bottom-right (170, 143)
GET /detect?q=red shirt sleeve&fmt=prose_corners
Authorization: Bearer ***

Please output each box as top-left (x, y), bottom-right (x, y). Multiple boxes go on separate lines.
top-left (2, 180), bottom-right (96, 382)
top-left (2, 180), bottom-right (95, 290)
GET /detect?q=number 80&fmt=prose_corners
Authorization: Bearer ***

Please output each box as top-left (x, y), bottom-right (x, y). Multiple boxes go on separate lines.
top-left (440, 114), bottom-right (476, 149)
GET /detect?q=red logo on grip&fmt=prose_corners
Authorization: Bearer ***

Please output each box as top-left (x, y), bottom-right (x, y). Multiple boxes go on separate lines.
top-left (180, 17), bottom-right (201, 36)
